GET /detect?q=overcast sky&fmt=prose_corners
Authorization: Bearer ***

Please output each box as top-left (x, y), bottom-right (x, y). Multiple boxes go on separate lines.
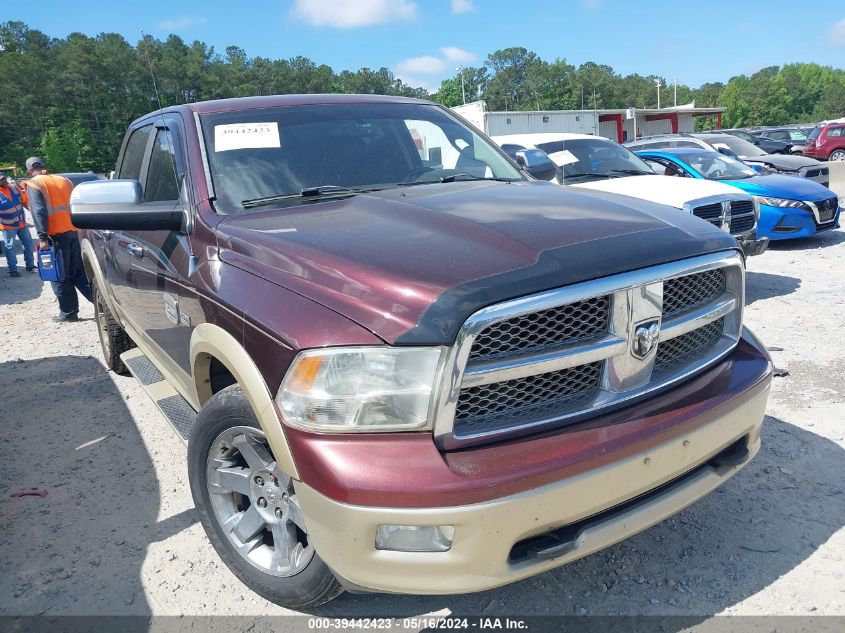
top-left (7, 0), bottom-right (845, 91)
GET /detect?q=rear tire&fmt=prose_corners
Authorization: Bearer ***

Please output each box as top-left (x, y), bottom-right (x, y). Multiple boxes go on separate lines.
top-left (829, 149), bottom-right (845, 162)
top-left (188, 385), bottom-right (344, 608)
top-left (93, 279), bottom-right (134, 374)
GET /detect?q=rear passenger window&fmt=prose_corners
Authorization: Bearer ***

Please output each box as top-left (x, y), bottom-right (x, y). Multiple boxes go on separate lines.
top-left (118, 125), bottom-right (153, 180)
top-left (828, 127), bottom-right (843, 138)
top-left (145, 129), bottom-right (180, 202)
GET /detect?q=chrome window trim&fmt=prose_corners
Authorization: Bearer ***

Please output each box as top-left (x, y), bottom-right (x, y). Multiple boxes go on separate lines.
top-left (432, 251), bottom-right (745, 450)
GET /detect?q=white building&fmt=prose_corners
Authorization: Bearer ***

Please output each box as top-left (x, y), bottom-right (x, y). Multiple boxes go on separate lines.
top-left (452, 101), bottom-right (727, 143)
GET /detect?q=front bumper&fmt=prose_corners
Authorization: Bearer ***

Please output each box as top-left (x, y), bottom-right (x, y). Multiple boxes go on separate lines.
top-left (757, 204), bottom-right (840, 241)
top-left (739, 235), bottom-right (769, 256)
top-left (292, 333), bottom-right (772, 595)
top-left (802, 149), bottom-right (825, 160)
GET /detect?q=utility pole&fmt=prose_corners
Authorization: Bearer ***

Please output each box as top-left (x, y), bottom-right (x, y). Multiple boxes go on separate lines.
top-left (654, 78), bottom-right (662, 110)
top-left (673, 76), bottom-right (677, 107)
top-left (456, 66), bottom-right (466, 104)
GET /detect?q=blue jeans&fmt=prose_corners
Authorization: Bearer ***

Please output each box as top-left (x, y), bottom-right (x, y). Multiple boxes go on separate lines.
top-left (3, 227), bottom-right (35, 273)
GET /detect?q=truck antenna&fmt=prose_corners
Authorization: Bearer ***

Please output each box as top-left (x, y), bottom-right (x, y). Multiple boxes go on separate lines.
top-left (139, 30), bottom-right (179, 185)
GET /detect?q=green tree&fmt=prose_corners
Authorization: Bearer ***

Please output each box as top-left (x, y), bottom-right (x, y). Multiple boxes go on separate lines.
top-left (484, 47), bottom-right (542, 110)
top-left (434, 76), bottom-right (464, 107)
top-left (573, 62), bottom-right (619, 109)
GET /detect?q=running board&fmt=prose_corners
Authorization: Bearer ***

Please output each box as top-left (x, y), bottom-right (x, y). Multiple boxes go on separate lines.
top-left (121, 348), bottom-right (197, 443)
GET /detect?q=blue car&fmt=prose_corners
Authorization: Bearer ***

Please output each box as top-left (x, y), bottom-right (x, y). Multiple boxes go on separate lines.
top-left (636, 148), bottom-right (840, 241)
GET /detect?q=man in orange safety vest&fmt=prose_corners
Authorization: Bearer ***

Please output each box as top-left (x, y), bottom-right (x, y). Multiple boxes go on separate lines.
top-left (0, 172), bottom-right (35, 277)
top-left (25, 157), bottom-right (92, 322)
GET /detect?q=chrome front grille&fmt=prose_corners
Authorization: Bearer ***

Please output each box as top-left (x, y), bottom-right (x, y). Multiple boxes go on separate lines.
top-left (469, 296), bottom-right (609, 362)
top-left (811, 197), bottom-right (838, 224)
top-left (692, 202), bottom-right (722, 227)
top-left (454, 363), bottom-right (602, 435)
top-left (653, 318), bottom-right (725, 376)
top-left (663, 269), bottom-right (726, 318)
top-left (687, 195), bottom-right (757, 237)
top-left (434, 252), bottom-right (745, 449)
top-left (730, 200), bottom-right (757, 235)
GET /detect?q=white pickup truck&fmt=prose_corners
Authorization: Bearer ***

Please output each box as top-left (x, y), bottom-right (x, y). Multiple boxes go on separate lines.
top-left (493, 133), bottom-right (769, 256)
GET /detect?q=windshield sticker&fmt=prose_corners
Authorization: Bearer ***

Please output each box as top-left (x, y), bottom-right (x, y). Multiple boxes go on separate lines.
top-left (549, 150), bottom-right (579, 167)
top-left (214, 122), bottom-right (280, 152)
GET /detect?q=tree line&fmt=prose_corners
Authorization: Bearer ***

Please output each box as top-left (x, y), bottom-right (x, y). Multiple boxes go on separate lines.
top-left (436, 47), bottom-right (845, 129)
top-left (0, 22), bottom-right (842, 174)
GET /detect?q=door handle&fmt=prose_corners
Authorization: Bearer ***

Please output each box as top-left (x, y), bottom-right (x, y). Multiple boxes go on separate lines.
top-left (127, 243), bottom-right (145, 258)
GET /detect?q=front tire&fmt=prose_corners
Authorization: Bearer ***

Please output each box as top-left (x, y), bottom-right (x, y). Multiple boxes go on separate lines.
top-left (93, 279), bottom-right (135, 374)
top-left (188, 385), bottom-right (343, 608)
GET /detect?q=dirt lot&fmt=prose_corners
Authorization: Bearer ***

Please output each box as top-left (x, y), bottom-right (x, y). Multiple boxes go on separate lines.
top-left (0, 226), bottom-right (843, 622)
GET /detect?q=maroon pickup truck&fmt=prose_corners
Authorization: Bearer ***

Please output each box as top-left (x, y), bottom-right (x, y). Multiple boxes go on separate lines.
top-left (70, 94), bottom-right (772, 608)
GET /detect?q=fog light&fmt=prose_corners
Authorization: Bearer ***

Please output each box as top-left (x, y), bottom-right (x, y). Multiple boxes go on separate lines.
top-left (375, 525), bottom-right (454, 552)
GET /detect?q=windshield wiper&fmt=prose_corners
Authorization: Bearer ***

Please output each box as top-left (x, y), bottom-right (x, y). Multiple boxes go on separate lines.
top-left (439, 173), bottom-right (475, 183)
top-left (439, 174), bottom-right (516, 183)
top-left (605, 169), bottom-right (653, 176)
top-left (394, 174), bottom-right (517, 187)
top-left (242, 185), bottom-right (377, 208)
top-left (561, 172), bottom-right (606, 180)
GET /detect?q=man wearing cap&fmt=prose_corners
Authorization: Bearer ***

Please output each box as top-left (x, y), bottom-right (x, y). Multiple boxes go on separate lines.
top-left (0, 172), bottom-right (35, 277)
top-left (25, 157), bottom-right (92, 322)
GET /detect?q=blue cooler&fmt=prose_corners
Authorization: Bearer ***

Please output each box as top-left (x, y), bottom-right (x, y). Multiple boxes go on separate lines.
top-left (37, 242), bottom-right (63, 282)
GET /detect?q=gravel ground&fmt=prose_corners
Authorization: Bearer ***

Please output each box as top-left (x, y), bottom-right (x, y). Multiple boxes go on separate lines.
top-left (0, 224), bottom-right (843, 622)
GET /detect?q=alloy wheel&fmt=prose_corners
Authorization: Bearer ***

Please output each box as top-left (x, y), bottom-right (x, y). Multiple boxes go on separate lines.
top-left (205, 426), bottom-right (314, 577)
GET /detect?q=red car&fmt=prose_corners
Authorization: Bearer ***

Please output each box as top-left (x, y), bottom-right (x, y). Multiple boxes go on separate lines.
top-left (804, 121), bottom-right (845, 162)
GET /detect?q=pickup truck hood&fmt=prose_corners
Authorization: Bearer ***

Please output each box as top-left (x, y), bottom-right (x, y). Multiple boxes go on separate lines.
top-left (216, 180), bottom-right (737, 345)
top-left (569, 175), bottom-right (748, 209)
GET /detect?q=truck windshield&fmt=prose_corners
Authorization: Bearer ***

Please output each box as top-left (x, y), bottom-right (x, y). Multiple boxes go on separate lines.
top-left (200, 103), bottom-right (523, 213)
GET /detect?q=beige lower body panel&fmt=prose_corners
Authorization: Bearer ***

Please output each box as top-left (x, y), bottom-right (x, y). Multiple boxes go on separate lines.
top-left (295, 386), bottom-right (769, 595)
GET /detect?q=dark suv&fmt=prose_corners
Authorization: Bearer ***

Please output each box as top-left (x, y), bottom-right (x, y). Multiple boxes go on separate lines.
top-left (69, 95), bottom-right (771, 607)
top-left (716, 128), bottom-right (793, 154)
top-left (751, 128), bottom-right (809, 154)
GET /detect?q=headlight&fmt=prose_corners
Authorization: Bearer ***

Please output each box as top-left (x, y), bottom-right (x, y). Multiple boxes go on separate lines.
top-left (278, 347), bottom-right (443, 432)
top-left (753, 195), bottom-right (805, 209)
